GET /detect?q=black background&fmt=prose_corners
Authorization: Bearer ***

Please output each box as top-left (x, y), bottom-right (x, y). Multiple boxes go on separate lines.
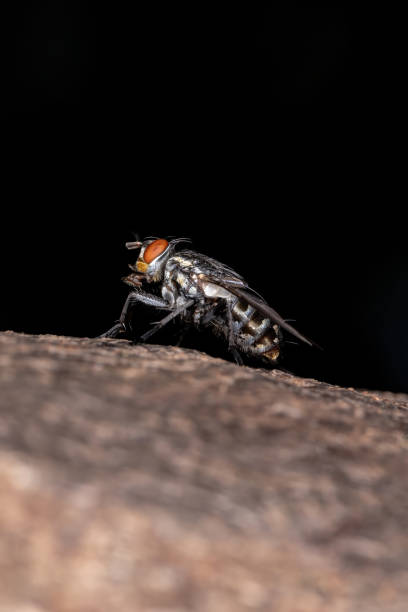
top-left (1, 4), bottom-right (405, 391)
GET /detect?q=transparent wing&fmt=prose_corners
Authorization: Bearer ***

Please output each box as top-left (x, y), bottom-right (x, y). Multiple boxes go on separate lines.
top-left (179, 248), bottom-right (318, 348)
top-left (221, 285), bottom-right (317, 348)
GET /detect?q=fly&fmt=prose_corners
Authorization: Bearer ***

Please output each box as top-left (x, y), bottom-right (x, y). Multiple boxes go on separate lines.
top-left (99, 237), bottom-right (315, 365)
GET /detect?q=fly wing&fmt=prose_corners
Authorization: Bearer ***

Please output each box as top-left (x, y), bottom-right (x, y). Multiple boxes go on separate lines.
top-left (181, 249), bottom-right (318, 348)
top-left (220, 284), bottom-right (317, 348)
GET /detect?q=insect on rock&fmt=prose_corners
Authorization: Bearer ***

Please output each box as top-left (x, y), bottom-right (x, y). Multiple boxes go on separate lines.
top-left (99, 237), bottom-right (315, 365)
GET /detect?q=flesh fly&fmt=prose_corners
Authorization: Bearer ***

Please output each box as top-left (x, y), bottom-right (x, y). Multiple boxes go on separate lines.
top-left (99, 237), bottom-right (314, 365)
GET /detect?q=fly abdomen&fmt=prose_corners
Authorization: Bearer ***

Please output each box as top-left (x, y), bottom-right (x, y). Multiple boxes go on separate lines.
top-left (232, 300), bottom-right (270, 340)
top-left (232, 300), bottom-right (280, 361)
top-left (252, 332), bottom-right (280, 361)
top-left (231, 300), bottom-right (256, 330)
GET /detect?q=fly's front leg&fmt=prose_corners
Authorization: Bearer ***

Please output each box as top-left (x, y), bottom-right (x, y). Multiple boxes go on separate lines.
top-left (98, 291), bottom-right (170, 338)
top-left (97, 292), bottom-right (133, 338)
top-left (98, 323), bottom-right (125, 339)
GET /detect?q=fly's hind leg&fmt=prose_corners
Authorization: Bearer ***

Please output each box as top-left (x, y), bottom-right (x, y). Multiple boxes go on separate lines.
top-left (226, 301), bottom-right (237, 348)
top-left (230, 347), bottom-right (244, 366)
top-left (98, 291), bottom-right (170, 338)
top-left (226, 301), bottom-right (244, 365)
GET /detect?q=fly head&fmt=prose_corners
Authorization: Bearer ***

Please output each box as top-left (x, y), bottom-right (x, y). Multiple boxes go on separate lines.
top-left (125, 237), bottom-right (189, 283)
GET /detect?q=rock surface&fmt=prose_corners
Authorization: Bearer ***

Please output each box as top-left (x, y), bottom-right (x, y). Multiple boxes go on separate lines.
top-left (1, 330), bottom-right (408, 611)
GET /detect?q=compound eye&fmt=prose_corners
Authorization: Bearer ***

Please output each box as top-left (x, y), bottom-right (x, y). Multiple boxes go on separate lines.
top-left (143, 239), bottom-right (169, 263)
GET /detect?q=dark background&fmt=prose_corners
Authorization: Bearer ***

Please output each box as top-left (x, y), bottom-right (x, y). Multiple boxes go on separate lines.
top-left (1, 4), bottom-right (405, 391)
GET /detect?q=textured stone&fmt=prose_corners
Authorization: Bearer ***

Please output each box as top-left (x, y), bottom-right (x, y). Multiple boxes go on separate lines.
top-left (1, 331), bottom-right (408, 611)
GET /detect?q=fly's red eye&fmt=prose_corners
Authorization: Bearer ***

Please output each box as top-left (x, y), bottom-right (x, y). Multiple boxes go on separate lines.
top-left (144, 239), bottom-right (169, 263)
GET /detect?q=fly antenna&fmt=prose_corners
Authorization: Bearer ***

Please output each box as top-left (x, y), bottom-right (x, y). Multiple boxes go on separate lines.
top-left (125, 241), bottom-right (142, 250)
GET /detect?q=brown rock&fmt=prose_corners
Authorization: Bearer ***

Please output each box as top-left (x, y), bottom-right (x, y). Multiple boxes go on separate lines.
top-left (1, 330), bottom-right (408, 611)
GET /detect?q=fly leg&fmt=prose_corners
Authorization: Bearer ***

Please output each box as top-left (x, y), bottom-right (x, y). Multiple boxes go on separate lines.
top-left (226, 301), bottom-right (244, 365)
top-left (98, 291), bottom-right (170, 338)
top-left (230, 347), bottom-right (244, 366)
top-left (141, 300), bottom-right (195, 342)
top-left (98, 323), bottom-right (125, 338)
top-left (98, 291), bottom-right (135, 338)
top-left (226, 302), bottom-right (237, 348)
top-left (201, 302), bottom-right (222, 326)
top-left (175, 301), bottom-right (219, 347)
top-left (175, 325), bottom-right (190, 347)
